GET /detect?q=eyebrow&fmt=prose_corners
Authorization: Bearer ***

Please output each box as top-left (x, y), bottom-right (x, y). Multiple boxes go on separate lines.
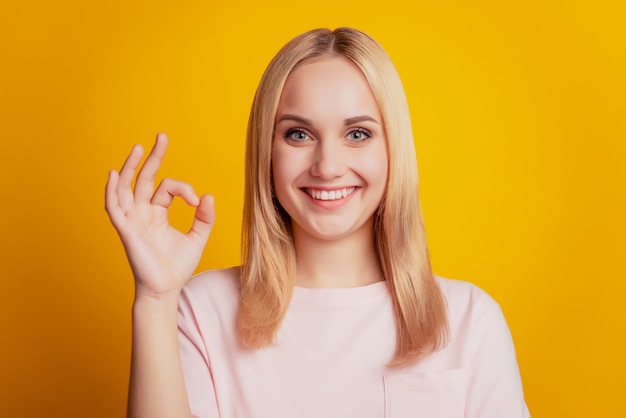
top-left (276, 114), bottom-right (380, 126)
top-left (344, 115), bottom-right (379, 125)
top-left (277, 114), bottom-right (312, 125)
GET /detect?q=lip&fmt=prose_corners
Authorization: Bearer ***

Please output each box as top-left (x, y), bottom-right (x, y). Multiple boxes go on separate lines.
top-left (302, 185), bottom-right (356, 191)
top-left (300, 186), bottom-right (360, 209)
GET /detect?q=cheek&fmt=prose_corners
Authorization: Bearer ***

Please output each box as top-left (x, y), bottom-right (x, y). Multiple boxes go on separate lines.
top-left (271, 143), bottom-right (302, 191)
top-left (361, 145), bottom-right (389, 186)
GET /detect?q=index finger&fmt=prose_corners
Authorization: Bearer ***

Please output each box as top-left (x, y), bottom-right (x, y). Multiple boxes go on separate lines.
top-left (134, 133), bottom-right (169, 203)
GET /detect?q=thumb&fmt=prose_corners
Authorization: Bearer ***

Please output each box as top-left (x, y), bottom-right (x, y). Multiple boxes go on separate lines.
top-left (187, 194), bottom-right (215, 244)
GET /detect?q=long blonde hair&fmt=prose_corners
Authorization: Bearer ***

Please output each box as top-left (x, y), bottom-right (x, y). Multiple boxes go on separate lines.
top-left (239, 27), bottom-right (448, 367)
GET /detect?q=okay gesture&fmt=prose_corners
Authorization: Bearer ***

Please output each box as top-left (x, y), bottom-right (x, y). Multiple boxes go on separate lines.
top-left (105, 133), bottom-right (215, 300)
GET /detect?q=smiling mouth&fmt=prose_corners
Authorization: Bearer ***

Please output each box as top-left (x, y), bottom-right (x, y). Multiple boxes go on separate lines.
top-left (303, 187), bottom-right (356, 201)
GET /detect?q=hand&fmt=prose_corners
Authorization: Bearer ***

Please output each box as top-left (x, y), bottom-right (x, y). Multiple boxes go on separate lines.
top-left (105, 133), bottom-right (215, 300)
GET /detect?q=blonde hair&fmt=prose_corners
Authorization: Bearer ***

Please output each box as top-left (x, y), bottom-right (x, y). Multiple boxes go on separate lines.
top-left (239, 27), bottom-right (448, 367)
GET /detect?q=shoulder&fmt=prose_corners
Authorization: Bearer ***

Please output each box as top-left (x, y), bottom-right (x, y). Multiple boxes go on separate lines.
top-left (434, 275), bottom-right (506, 331)
top-left (183, 266), bottom-right (240, 295)
top-left (179, 266), bottom-right (241, 317)
top-left (435, 275), bottom-right (501, 311)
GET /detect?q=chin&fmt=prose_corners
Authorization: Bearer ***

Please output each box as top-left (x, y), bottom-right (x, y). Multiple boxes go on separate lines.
top-left (294, 219), bottom-right (373, 243)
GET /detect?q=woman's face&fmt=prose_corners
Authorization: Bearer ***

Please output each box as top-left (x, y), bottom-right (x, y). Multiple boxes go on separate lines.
top-left (272, 54), bottom-right (388, 242)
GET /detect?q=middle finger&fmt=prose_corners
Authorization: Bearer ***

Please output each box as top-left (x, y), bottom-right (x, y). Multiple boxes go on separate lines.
top-left (134, 133), bottom-right (169, 203)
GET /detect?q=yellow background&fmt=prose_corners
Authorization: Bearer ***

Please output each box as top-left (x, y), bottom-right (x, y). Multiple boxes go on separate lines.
top-left (1, 0), bottom-right (624, 417)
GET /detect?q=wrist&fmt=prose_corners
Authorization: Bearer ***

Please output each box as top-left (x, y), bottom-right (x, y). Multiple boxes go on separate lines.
top-left (133, 285), bottom-right (182, 303)
top-left (132, 290), bottom-right (181, 315)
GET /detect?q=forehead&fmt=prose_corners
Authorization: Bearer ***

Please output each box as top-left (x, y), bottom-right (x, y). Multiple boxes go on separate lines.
top-left (277, 55), bottom-right (381, 122)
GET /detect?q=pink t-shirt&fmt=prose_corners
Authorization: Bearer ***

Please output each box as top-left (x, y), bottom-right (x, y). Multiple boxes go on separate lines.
top-left (178, 268), bottom-right (530, 417)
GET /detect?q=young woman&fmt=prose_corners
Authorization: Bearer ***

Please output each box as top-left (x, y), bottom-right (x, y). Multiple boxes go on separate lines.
top-left (106, 28), bottom-right (530, 418)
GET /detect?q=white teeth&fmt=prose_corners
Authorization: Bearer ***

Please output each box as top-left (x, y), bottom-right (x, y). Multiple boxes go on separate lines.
top-left (307, 187), bottom-right (355, 201)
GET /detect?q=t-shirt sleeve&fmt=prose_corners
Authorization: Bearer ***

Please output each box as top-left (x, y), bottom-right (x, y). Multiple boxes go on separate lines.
top-left (465, 295), bottom-right (531, 417)
top-left (178, 288), bottom-right (220, 418)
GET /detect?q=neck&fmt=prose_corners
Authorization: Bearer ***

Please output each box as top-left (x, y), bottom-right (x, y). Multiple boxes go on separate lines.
top-left (292, 220), bottom-right (383, 288)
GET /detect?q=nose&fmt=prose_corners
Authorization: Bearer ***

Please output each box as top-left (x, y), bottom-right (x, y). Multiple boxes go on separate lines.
top-left (310, 139), bottom-right (347, 180)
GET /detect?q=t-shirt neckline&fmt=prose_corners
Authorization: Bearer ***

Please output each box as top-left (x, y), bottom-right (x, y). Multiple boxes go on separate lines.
top-left (291, 280), bottom-right (389, 306)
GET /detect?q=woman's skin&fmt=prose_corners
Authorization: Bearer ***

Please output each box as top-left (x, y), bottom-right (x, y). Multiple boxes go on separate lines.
top-left (273, 55), bottom-right (388, 288)
top-left (106, 54), bottom-right (387, 417)
top-left (106, 134), bottom-right (214, 417)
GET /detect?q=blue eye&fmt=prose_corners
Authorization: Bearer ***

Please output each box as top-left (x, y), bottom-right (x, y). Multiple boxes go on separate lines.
top-left (347, 129), bottom-right (371, 142)
top-left (285, 129), bottom-right (309, 142)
